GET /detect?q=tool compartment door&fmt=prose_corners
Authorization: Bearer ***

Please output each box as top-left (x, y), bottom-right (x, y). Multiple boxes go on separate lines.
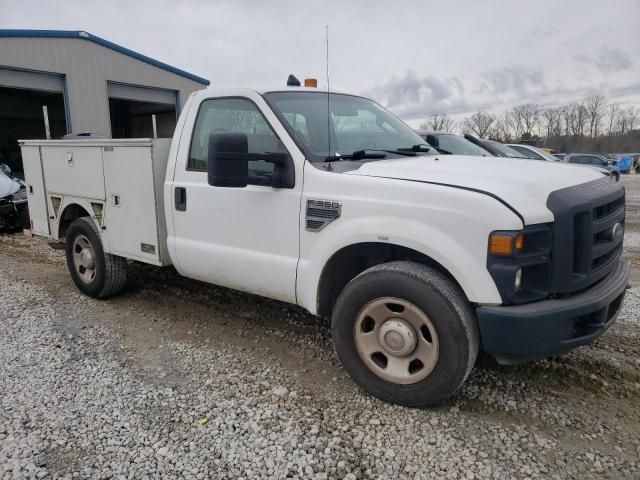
top-left (102, 146), bottom-right (162, 264)
top-left (41, 146), bottom-right (106, 200)
top-left (21, 145), bottom-right (50, 236)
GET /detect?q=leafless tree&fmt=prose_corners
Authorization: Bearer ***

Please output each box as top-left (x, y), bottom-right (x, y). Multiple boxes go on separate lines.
top-left (462, 111), bottom-right (496, 138)
top-left (420, 113), bottom-right (455, 132)
top-left (503, 110), bottom-right (523, 139)
top-left (625, 106), bottom-right (638, 132)
top-left (489, 118), bottom-right (512, 142)
top-left (605, 103), bottom-right (621, 136)
top-left (563, 103), bottom-right (588, 137)
top-left (542, 108), bottom-right (562, 141)
top-left (585, 95), bottom-right (607, 138)
top-left (517, 104), bottom-right (541, 136)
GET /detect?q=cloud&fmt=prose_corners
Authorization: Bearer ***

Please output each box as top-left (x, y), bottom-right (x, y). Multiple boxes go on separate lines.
top-left (364, 66), bottom-right (549, 120)
top-left (476, 66), bottom-right (544, 96)
top-left (363, 61), bottom-right (640, 122)
top-left (575, 46), bottom-right (633, 72)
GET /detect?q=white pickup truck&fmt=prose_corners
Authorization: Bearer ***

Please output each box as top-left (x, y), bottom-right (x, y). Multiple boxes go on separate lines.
top-left (20, 81), bottom-right (629, 406)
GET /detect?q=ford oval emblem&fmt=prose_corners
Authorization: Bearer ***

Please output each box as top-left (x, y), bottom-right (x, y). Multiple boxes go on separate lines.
top-left (611, 222), bottom-right (624, 242)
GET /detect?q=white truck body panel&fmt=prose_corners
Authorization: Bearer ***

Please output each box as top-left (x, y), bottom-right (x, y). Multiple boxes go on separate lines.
top-left (21, 145), bottom-right (50, 236)
top-left (20, 139), bottom-right (172, 266)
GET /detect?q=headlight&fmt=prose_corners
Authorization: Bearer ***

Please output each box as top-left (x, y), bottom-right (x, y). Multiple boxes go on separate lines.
top-left (487, 225), bottom-right (552, 304)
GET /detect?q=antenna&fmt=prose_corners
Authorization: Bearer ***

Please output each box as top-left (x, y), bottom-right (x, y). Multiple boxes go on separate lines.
top-left (326, 25), bottom-right (332, 161)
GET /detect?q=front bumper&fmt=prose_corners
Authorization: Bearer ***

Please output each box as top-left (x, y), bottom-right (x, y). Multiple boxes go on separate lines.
top-left (476, 259), bottom-right (630, 364)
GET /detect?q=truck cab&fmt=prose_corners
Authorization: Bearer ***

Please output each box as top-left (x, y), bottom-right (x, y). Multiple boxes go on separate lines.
top-left (20, 83), bottom-right (629, 407)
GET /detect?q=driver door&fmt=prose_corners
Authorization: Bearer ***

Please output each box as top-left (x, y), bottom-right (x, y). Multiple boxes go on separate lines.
top-left (168, 93), bottom-right (302, 303)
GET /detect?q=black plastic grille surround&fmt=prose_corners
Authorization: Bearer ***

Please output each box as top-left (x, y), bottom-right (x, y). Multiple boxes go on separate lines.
top-left (546, 176), bottom-right (625, 294)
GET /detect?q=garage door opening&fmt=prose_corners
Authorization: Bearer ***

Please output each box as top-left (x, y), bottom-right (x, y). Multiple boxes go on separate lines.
top-left (0, 86), bottom-right (67, 178)
top-left (109, 98), bottom-right (177, 139)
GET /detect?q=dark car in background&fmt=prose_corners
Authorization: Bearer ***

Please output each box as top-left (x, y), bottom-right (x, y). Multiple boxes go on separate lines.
top-left (464, 134), bottom-right (525, 158)
top-left (414, 130), bottom-right (492, 156)
top-left (563, 153), bottom-right (620, 181)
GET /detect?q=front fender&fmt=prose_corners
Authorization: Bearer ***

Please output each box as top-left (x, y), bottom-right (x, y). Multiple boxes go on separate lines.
top-left (297, 214), bottom-right (509, 315)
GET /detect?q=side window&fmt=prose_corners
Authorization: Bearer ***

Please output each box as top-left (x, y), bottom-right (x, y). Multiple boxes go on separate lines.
top-left (188, 98), bottom-right (286, 183)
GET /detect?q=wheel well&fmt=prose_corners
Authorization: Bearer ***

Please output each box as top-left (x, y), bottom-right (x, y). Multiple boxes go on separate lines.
top-left (58, 204), bottom-right (91, 239)
top-left (316, 242), bottom-right (463, 317)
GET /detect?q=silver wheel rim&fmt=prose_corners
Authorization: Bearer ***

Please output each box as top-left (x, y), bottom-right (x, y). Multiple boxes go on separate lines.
top-left (354, 297), bottom-right (439, 384)
top-left (72, 234), bottom-right (97, 284)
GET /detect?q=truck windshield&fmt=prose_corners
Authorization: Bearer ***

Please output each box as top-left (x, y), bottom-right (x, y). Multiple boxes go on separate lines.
top-left (264, 91), bottom-right (432, 162)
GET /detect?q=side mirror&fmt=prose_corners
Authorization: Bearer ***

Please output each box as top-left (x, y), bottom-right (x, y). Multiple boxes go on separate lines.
top-left (208, 132), bottom-right (249, 188)
top-left (207, 132), bottom-right (295, 189)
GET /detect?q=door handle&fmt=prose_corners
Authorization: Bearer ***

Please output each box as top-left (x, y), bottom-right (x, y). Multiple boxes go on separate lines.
top-left (175, 187), bottom-right (187, 211)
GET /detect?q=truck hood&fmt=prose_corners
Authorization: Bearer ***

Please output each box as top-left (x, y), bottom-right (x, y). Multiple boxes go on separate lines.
top-left (344, 155), bottom-right (605, 224)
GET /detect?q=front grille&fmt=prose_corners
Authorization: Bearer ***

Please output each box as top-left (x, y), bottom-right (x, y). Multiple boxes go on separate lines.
top-left (547, 176), bottom-right (625, 294)
top-left (589, 196), bottom-right (624, 273)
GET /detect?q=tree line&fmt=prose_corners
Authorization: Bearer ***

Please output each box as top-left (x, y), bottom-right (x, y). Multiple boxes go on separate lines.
top-left (419, 96), bottom-right (640, 153)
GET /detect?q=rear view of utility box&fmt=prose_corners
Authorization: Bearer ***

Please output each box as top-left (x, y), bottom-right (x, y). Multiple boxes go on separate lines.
top-left (20, 139), bottom-right (172, 266)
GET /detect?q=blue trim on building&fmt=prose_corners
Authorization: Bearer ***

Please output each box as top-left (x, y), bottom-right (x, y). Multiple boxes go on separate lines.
top-left (0, 29), bottom-right (210, 86)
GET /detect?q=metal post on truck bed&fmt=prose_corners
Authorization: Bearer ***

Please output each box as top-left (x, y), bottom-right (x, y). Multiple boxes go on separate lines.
top-left (42, 106), bottom-right (51, 140)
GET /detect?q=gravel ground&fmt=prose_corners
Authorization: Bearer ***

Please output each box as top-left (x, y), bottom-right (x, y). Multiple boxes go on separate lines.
top-left (1, 175), bottom-right (640, 479)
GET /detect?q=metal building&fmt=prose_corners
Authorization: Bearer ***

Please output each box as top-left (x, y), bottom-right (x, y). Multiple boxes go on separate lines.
top-left (0, 29), bottom-right (209, 176)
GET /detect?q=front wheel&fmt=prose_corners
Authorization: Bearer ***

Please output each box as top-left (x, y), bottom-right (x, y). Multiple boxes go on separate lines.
top-left (331, 261), bottom-right (479, 407)
top-left (65, 217), bottom-right (127, 298)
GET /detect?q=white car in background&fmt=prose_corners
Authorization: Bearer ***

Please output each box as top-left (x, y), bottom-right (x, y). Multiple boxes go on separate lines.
top-left (507, 144), bottom-right (559, 162)
top-left (508, 144), bottom-right (618, 181)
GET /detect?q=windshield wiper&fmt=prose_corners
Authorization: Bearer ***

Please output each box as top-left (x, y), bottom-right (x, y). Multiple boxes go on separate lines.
top-left (434, 147), bottom-right (452, 154)
top-left (325, 150), bottom-right (387, 162)
top-left (324, 147), bottom-right (420, 162)
top-left (397, 144), bottom-right (431, 153)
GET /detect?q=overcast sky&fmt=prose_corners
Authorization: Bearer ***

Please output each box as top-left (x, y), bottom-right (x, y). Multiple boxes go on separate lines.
top-left (2, 0), bottom-right (639, 124)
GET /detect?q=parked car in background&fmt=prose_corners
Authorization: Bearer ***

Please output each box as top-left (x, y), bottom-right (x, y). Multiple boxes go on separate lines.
top-left (507, 144), bottom-right (560, 162)
top-left (0, 163), bottom-right (29, 231)
top-left (464, 135), bottom-right (525, 158)
top-left (414, 130), bottom-right (492, 156)
top-left (508, 145), bottom-right (615, 179)
top-left (563, 154), bottom-right (620, 181)
top-left (553, 153), bottom-right (566, 161)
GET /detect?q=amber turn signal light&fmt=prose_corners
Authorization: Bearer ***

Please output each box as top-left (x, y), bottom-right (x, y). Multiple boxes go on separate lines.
top-left (489, 233), bottom-right (524, 256)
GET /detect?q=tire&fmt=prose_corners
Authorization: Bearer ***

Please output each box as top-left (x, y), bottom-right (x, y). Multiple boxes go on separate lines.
top-left (65, 217), bottom-right (127, 298)
top-left (331, 261), bottom-right (479, 407)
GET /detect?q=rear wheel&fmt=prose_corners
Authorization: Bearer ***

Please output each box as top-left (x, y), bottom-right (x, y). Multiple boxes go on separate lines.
top-left (65, 217), bottom-right (127, 298)
top-left (331, 261), bottom-right (479, 407)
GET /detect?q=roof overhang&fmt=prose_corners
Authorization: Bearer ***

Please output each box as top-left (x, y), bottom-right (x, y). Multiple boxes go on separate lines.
top-left (0, 29), bottom-right (210, 86)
